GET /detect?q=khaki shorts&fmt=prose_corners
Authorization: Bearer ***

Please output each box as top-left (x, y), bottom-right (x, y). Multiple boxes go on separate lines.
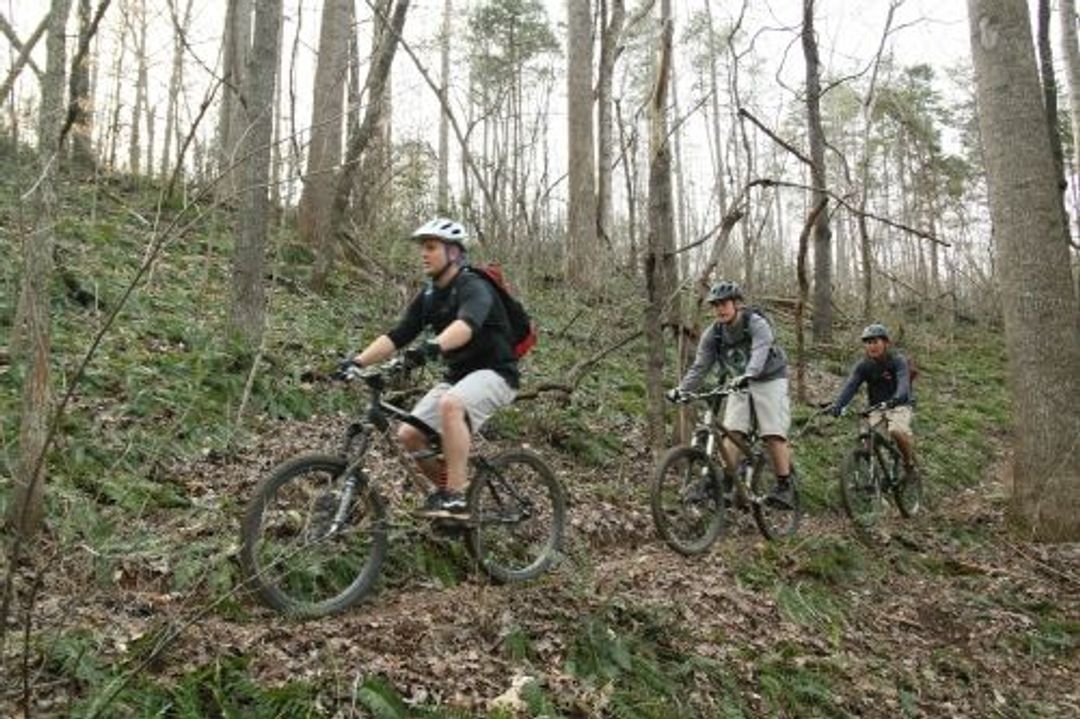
top-left (868, 405), bottom-right (914, 438)
top-left (723, 377), bottom-right (791, 439)
top-left (410, 369), bottom-right (516, 435)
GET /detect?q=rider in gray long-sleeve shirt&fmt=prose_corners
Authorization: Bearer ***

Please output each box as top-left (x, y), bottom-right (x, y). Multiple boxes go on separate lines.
top-left (669, 281), bottom-right (795, 506)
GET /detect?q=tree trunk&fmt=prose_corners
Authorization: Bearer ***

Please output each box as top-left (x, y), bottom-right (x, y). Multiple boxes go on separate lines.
top-left (128, 0), bottom-right (147, 174)
top-left (218, 0), bottom-right (252, 200)
top-left (69, 0), bottom-right (95, 169)
top-left (968, 0), bottom-right (1080, 542)
top-left (0, 12), bottom-right (49, 107)
top-left (1036, 0), bottom-right (1067, 192)
top-left (702, 0), bottom-right (729, 219)
top-left (644, 4), bottom-right (677, 455)
top-left (301, 0), bottom-right (351, 292)
top-left (8, 0), bottom-right (72, 536)
top-left (437, 0), bottom-right (452, 212)
top-left (350, 0), bottom-right (395, 247)
top-left (327, 0), bottom-right (409, 266)
top-left (1059, 0), bottom-right (1080, 243)
top-left (230, 0), bottom-right (282, 347)
top-left (565, 0), bottom-right (598, 288)
top-left (803, 0), bottom-right (832, 342)
top-left (105, 20), bottom-right (126, 170)
top-left (161, 0), bottom-right (194, 180)
top-left (597, 0), bottom-right (625, 252)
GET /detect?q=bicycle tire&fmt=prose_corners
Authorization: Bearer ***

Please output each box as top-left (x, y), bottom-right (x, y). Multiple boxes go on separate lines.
top-left (465, 449), bottom-right (566, 583)
top-left (839, 449), bottom-right (888, 531)
top-left (892, 458), bottom-right (923, 518)
top-left (239, 453), bottom-right (388, 617)
top-left (751, 462), bottom-right (801, 540)
top-left (650, 446), bottom-right (726, 555)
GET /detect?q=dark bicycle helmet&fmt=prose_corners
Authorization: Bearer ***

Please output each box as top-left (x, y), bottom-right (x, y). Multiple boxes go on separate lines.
top-left (861, 323), bottom-right (890, 341)
top-left (706, 280), bottom-right (743, 305)
top-left (410, 218), bottom-right (469, 249)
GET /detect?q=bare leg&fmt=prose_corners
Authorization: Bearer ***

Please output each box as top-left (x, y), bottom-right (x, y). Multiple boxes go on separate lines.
top-left (764, 436), bottom-right (791, 477)
top-left (397, 424), bottom-right (441, 484)
top-left (720, 434), bottom-right (746, 477)
top-left (439, 394), bottom-right (471, 493)
top-left (891, 430), bottom-right (916, 469)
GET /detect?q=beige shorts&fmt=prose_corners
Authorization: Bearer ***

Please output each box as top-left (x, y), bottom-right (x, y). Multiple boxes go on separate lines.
top-left (410, 369), bottom-right (516, 435)
top-left (868, 405), bottom-right (914, 438)
top-left (723, 377), bottom-right (791, 439)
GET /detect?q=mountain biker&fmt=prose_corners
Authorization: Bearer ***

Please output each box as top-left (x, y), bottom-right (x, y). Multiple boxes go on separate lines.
top-left (350, 218), bottom-right (518, 519)
top-left (827, 323), bottom-right (918, 482)
top-left (667, 281), bottom-right (795, 506)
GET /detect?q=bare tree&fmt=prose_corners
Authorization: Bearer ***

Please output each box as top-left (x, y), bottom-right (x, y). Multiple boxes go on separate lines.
top-left (230, 0), bottom-right (282, 346)
top-left (328, 0), bottom-right (410, 264)
top-left (597, 0), bottom-right (625, 250)
top-left (8, 0), bottom-right (73, 535)
top-left (1059, 0), bottom-right (1080, 245)
top-left (68, 0), bottom-right (95, 168)
top-left (565, 0), bottom-right (599, 287)
top-left (301, 0), bottom-right (352, 292)
top-left (968, 0), bottom-right (1080, 541)
top-left (437, 0), bottom-right (453, 211)
top-left (0, 11), bottom-right (49, 107)
top-left (802, 0), bottom-right (832, 342)
top-left (161, 0), bottom-right (195, 180)
top-left (644, 1), bottom-right (677, 453)
top-left (218, 0), bottom-right (253, 199)
top-left (127, 0), bottom-right (148, 174)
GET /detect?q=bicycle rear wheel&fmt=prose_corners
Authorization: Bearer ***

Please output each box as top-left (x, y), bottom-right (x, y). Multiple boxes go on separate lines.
top-left (751, 463), bottom-right (801, 540)
top-left (839, 449), bottom-right (887, 530)
top-left (465, 449), bottom-right (566, 583)
top-left (650, 447), bottom-right (725, 555)
top-left (239, 454), bottom-right (387, 617)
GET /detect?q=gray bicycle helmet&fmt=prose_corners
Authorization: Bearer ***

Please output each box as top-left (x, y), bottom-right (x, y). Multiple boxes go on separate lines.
top-left (861, 323), bottom-right (890, 341)
top-left (411, 218), bottom-right (468, 249)
top-left (706, 280), bottom-right (743, 304)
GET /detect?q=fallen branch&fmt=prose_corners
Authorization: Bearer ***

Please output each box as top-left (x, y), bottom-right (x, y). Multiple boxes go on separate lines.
top-left (515, 330), bottom-right (642, 401)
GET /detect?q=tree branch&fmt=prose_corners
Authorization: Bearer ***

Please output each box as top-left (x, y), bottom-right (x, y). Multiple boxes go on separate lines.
top-left (738, 107), bottom-right (813, 166)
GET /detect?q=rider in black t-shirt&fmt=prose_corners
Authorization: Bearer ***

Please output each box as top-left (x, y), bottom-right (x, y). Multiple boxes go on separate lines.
top-left (351, 219), bottom-right (518, 518)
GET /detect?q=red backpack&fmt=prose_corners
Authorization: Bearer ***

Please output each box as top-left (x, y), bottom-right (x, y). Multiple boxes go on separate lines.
top-left (466, 264), bottom-right (538, 359)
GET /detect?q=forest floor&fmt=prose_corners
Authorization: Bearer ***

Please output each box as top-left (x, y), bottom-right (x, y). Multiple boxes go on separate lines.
top-left (9, 414), bottom-right (1079, 718)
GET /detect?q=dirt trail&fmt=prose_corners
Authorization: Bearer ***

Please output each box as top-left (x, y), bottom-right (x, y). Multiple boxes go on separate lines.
top-left (8, 419), bottom-right (1079, 717)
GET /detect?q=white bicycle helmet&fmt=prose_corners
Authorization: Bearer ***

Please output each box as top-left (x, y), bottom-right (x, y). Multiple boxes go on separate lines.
top-left (410, 218), bottom-right (468, 249)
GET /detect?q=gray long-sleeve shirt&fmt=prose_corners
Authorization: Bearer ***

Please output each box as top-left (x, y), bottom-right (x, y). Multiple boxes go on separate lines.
top-left (677, 310), bottom-right (788, 392)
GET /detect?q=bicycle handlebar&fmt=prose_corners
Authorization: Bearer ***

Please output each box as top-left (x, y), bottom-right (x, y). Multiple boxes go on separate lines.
top-left (335, 355), bottom-right (412, 386)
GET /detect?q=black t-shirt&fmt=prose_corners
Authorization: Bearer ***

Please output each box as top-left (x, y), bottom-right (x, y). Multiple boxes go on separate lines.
top-left (387, 270), bottom-right (519, 388)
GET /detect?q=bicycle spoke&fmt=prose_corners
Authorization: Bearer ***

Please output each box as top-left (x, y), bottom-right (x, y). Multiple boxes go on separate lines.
top-left (240, 455), bottom-right (387, 616)
top-left (466, 450), bottom-right (565, 583)
top-left (651, 447), bottom-right (725, 554)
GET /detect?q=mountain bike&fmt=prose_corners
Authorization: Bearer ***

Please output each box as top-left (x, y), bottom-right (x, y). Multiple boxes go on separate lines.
top-left (651, 382), bottom-right (802, 555)
top-left (238, 356), bottom-right (566, 617)
top-left (838, 402), bottom-right (922, 531)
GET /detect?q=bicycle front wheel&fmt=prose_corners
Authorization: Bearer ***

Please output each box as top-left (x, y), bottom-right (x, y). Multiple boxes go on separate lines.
top-left (651, 447), bottom-right (725, 555)
top-left (466, 449), bottom-right (566, 583)
top-left (893, 460), bottom-right (923, 518)
top-left (751, 463), bottom-right (802, 540)
top-left (839, 449), bottom-right (887, 530)
top-left (239, 454), bottom-right (388, 617)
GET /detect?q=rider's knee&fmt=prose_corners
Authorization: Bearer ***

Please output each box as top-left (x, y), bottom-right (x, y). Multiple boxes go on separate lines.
top-left (437, 393), bottom-right (466, 420)
top-left (397, 423), bottom-right (424, 449)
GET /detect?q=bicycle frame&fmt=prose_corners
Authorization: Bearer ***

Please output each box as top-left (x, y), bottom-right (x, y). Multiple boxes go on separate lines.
top-left (334, 362), bottom-right (523, 532)
top-left (857, 406), bottom-right (902, 488)
top-left (682, 386), bottom-right (767, 500)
